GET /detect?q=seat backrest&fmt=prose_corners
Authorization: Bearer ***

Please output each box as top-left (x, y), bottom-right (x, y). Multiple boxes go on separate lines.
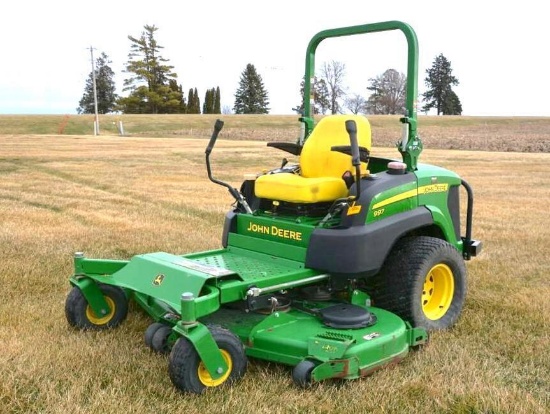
top-left (300, 115), bottom-right (371, 179)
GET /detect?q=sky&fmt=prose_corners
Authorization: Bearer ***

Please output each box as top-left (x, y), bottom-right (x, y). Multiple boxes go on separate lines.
top-left (1, 0), bottom-right (548, 116)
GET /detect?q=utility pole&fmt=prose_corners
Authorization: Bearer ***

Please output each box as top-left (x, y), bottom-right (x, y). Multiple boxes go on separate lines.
top-left (89, 46), bottom-right (100, 135)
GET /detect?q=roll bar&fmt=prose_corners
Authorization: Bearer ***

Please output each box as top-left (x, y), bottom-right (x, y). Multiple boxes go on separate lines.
top-left (300, 20), bottom-right (422, 171)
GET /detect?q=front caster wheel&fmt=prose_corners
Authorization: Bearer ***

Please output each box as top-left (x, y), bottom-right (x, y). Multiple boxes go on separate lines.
top-left (292, 360), bottom-right (317, 388)
top-left (151, 325), bottom-right (174, 354)
top-left (65, 283), bottom-right (128, 330)
top-left (144, 322), bottom-right (166, 349)
top-left (168, 325), bottom-right (247, 394)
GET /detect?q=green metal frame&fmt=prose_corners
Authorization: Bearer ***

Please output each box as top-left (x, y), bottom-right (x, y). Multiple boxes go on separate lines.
top-left (301, 20), bottom-right (422, 171)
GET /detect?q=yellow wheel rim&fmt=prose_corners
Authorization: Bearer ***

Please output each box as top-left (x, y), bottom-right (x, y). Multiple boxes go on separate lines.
top-left (85, 296), bottom-right (115, 325)
top-left (422, 264), bottom-right (454, 320)
top-left (197, 350), bottom-right (232, 387)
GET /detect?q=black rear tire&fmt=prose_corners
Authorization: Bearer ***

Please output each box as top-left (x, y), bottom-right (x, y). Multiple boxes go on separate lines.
top-left (369, 236), bottom-right (467, 331)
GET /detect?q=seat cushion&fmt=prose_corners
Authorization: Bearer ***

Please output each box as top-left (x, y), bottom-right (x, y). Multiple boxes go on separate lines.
top-left (301, 114), bottom-right (371, 179)
top-left (255, 173), bottom-right (348, 203)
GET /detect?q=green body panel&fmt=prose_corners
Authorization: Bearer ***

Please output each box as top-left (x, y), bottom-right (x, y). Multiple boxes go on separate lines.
top-left (84, 252), bottom-right (222, 311)
top-left (71, 244), bottom-right (322, 319)
top-left (415, 163), bottom-right (464, 248)
top-left (366, 180), bottom-right (418, 223)
top-left (75, 256), bottom-right (127, 275)
top-left (356, 162), bottom-right (464, 252)
top-left (228, 233), bottom-right (307, 262)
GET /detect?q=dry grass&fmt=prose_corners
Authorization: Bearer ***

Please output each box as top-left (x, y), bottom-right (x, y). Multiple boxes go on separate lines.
top-left (0, 132), bottom-right (549, 413)
top-left (1, 114), bottom-right (549, 153)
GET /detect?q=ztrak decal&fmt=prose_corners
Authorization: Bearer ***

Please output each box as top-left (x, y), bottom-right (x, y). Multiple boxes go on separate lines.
top-left (418, 183), bottom-right (449, 194)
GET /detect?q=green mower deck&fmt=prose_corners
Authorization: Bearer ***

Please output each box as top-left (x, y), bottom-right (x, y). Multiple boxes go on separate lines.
top-left (69, 247), bottom-right (426, 389)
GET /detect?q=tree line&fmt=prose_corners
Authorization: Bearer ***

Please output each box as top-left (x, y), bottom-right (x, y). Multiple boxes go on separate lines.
top-left (78, 25), bottom-right (462, 116)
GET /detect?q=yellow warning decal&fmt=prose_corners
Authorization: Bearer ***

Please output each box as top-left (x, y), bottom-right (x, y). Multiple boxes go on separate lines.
top-left (347, 203), bottom-right (362, 215)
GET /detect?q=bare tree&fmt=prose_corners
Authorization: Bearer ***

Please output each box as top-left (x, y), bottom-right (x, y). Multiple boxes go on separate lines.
top-left (365, 69), bottom-right (407, 115)
top-left (320, 60), bottom-right (346, 114)
top-left (297, 76), bottom-right (330, 115)
top-left (344, 93), bottom-right (367, 115)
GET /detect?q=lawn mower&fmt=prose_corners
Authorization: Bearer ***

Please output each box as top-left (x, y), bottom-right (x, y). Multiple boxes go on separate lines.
top-left (65, 20), bottom-right (482, 394)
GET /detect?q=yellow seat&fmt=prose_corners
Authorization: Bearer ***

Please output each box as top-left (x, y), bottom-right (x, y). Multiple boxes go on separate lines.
top-left (255, 115), bottom-right (371, 203)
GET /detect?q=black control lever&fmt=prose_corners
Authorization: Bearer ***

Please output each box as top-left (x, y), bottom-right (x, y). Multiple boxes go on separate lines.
top-left (205, 119), bottom-right (224, 156)
top-left (205, 119), bottom-right (253, 213)
top-left (345, 120), bottom-right (362, 198)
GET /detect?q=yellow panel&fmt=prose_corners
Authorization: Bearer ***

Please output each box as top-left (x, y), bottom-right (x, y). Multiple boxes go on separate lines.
top-left (301, 115), bottom-right (371, 179)
top-left (255, 173), bottom-right (348, 203)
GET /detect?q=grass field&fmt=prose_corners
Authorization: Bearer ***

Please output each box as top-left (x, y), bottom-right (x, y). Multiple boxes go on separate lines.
top-left (0, 116), bottom-right (549, 413)
top-left (1, 114), bottom-right (549, 152)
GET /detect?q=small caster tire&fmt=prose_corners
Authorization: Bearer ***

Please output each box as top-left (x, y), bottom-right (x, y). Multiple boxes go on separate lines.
top-left (292, 360), bottom-right (317, 388)
top-left (169, 325), bottom-right (247, 394)
top-left (65, 283), bottom-right (128, 330)
top-left (144, 322), bottom-right (165, 349)
top-left (151, 325), bottom-right (173, 354)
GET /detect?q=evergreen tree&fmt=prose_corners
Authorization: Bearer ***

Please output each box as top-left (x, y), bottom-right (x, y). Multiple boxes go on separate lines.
top-left (214, 86), bottom-right (221, 114)
top-left (203, 89), bottom-right (210, 114)
top-left (77, 52), bottom-right (118, 114)
top-left (442, 89), bottom-right (462, 115)
top-left (168, 79), bottom-right (186, 113)
top-left (160, 79), bottom-right (186, 114)
top-left (422, 53), bottom-right (462, 115)
top-left (185, 87), bottom-right (200, 113)
top-left (365, 69), bottom-right (407, 115)
top-left (233, 64), bottom-right (270, 114)
top-left (117, 25), bottom-right (183, 114)
top-left (192, 87), bottom-right (201, 114)
top-left (203, 88), bottom-right (217, 114)
top-left (187, 88), bottom-right (195, 113)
